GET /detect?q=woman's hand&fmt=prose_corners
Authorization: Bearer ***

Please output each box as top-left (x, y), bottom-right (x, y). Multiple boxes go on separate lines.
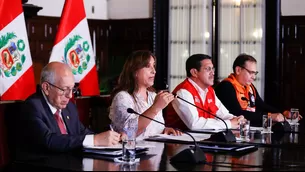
top-left (163, 127), bottom-right (182, 136)
top-left (151, 91), bottom-right (175, 113)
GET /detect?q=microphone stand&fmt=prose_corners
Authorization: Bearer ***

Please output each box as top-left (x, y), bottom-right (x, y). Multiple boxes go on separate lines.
top-left (174, 94), bottom-right (236, 142)
top-left (127, 108), bottom-right (206, 164)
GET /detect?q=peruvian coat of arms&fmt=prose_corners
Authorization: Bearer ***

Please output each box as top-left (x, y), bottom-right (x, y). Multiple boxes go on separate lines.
top-left (63, 35), bottom-right (91, 75)
top-left (0, 32), bottom-right (27, 78)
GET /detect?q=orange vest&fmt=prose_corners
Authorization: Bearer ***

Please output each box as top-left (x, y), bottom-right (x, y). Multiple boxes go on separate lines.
top-left (165, 79), bottom-right (219, 130)
top-left (224, 74), bottom-right (256, 112)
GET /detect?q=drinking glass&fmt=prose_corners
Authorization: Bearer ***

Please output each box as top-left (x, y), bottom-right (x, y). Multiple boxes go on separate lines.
top-left (288, 108), bottom-right (299, 125)
top-left (262, 114), bottom-right (272, 133)
top-left (239, 120), bottom-right (250, 140)
top-left (122, 117), bottom-right (138, 163)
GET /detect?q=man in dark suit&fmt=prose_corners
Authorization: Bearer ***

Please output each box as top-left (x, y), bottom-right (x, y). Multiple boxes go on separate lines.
top-left (18, 62), bottom-right (121, 153)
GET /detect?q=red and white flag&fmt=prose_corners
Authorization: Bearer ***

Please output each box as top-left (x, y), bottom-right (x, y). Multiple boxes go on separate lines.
top-left (49, 0), bottom-right (99, 96)
top-left (0, 0), bottom-right (36, 101)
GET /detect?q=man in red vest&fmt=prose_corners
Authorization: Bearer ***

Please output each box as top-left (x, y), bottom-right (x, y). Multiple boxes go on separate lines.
top-left (166, 54), bottom-right (244, 131)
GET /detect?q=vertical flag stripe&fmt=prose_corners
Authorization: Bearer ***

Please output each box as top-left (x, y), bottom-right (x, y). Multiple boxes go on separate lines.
top-left (79, 66), bottom-right (99, 96)
top-left (50, 0), bottom-right (100, 96)
top-left (0, 0), bottom-right (36, 100)
top-left (0, 0), bottom-right (23, 30)
top-left (1, 66), bottom-right (36, 100)
top-left (53, 0), bottom-right (86, 45)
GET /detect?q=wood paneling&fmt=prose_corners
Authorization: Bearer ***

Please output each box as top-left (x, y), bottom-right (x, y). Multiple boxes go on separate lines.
top-left (0, 104), bottom-right (9, 168)
top-left (24, 17), bottom-right (153, 94)
top-left (281, 16), bottom-right (305, 116)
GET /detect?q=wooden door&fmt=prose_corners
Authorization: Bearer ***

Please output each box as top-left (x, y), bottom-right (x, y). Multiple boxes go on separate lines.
top-left (281, 16), bottom-right (305, 116)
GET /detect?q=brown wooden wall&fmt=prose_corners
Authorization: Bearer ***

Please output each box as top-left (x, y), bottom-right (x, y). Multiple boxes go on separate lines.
top-left (280, 16), bottom-right (305, 116)
top-left (25, 17), bottom-right (152, 93)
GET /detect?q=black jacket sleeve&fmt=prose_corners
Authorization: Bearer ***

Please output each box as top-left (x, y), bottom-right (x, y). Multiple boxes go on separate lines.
top-left (214, 81), bottom-right (280, 126)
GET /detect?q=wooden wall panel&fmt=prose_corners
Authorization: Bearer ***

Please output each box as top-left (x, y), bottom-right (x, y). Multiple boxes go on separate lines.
top-left (281, 16), bottom-right (305, 117)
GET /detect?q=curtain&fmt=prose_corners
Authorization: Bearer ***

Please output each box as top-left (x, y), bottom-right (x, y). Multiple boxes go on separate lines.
top-left (217, 0), bottom-right (265, 97)
top-left (168, 0), bottom-right (213, 91)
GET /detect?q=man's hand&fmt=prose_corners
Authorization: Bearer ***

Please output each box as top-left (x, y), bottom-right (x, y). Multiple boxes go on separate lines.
top-left (283, 110), bottom-right (303, 120)
top-left (270, 113), bottom-right (285, 122)
top-left (235, 115), bottom-right (246, 124)
top-left (94, 130), bottom-right (121, 146)
top-left (230, 117), bottom-right (240, 129)
top-left (163, 127), bottom-right (182, 136)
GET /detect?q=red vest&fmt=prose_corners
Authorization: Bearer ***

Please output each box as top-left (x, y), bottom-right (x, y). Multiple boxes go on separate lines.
top-left (165, 79), bottom-right (219, 130)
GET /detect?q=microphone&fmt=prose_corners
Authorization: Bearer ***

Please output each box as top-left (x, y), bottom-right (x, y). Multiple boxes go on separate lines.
top-left (127, 108), bottom-right (206, 164)
top-left (173, 93), bottom-right (236, 142)
top-left (241, 97), bottom-right (248, 101)
top-left (242, 97), bottom-right (291, 132)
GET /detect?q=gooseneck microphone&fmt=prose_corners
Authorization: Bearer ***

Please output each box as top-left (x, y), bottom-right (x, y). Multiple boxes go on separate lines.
top-left (127, 108), bottom-right (206, 164)
top-left (173, 93), bottom-right (236, 142)
top-left (241, 97), bottom-right (248, 101)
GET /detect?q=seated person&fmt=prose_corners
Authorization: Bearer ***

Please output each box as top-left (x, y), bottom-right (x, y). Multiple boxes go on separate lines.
top-left (214, 53), bottom-right (293, 126)
top-left (109, 50), bottom-right (181, 140)
top-left (165, 54), bottom-right (244, 130)
top-left (18, 62), bottom-right (121, 153)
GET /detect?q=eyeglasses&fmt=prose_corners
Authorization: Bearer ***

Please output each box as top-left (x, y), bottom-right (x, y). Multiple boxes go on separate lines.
top-left (240, 66), bottom-right (259, 76)
top-left (46, 82), bottom-right (77, 96)
top-left (203, 66), bottom-right (215, 73)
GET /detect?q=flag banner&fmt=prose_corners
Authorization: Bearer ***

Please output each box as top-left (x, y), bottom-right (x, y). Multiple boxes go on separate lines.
top-left (0, 0), bottom-right (36, 101)
top-left (49, 0), bottom-right (99, 96)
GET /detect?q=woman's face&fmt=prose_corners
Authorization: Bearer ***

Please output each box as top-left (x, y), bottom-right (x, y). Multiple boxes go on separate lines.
top-left (135, 56), bottom-right (156, 89)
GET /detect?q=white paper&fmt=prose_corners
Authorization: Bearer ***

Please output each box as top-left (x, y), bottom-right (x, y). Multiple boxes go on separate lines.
top-left (151, 133), bottom-right (211, 142)
top-left (84, 142), bottom-right (156, 150)
top-left (189, 129), bottom-right (226, 133)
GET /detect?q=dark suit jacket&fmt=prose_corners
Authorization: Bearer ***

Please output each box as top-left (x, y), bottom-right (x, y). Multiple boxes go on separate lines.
top-left (18, 87), bottom-right (94, 153)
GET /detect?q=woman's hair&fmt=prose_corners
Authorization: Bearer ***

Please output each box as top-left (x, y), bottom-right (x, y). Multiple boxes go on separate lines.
top-left (111, 50), bottom-right (156, 99)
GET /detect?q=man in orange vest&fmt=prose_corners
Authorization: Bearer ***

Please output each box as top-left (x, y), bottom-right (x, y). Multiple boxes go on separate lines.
top-left (165, 54), bottom-right (244, 131)
top-left (214, 53), bottom-right (289, 126)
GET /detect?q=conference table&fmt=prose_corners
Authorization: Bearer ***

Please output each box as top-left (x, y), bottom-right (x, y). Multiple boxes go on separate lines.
top-left (8, 122), bottom-right (305, 171)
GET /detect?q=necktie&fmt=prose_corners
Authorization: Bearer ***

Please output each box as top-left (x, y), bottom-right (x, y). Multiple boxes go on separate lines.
top-left (54, 110), bottom-right (68, 134)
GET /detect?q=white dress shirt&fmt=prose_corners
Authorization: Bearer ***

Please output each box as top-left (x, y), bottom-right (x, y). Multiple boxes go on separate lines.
top-left (42, 91), bottom-right (94, 146)
top-left (109, 91), bottom-right (165, 140)
top-left (172, 78), bottom-right (234, 130)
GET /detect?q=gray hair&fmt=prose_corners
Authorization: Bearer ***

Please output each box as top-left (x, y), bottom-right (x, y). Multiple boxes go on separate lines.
top-left (40, 65), bottom-right (56, 85)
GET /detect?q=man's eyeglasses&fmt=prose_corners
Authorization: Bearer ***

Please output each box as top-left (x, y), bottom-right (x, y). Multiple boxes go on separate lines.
top-left (203, 67), bottom-right (215, 73)
top-left (240, 66), bottom-right (259, 76)
top-left (46, 82), bottom-right (77, 96)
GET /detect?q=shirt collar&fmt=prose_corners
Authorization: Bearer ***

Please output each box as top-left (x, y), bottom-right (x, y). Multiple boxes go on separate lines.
top-left (41, 90), bottom-right (60, 115)
top-left (187, 78), bottom-right (208, 95)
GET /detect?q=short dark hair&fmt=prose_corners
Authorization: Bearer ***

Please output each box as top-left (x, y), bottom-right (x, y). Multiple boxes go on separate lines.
top-left (233, 53), bottom-right (257, 73)
top-left (186, 54), bottom-right (211, 77)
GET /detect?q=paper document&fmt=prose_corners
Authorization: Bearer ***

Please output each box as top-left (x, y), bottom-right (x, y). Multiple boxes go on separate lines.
top-left (84, 142), bottom-right (156, 150)
top-left (83, 149), bottom-right (123, 156)
top-left (151, 133), bottom-right (211, 142)
top-left (197, 144), bottom-right (256, 151)
top-left (190, 128), bottom-right (226, 133)
top-left (250, 126), bottom-right (263, 131)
